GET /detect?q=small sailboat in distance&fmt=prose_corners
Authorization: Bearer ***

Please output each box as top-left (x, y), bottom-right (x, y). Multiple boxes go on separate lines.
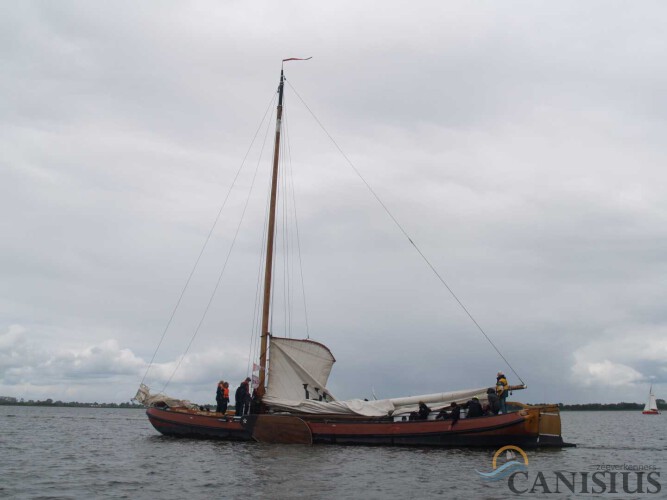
top-left (642, 385), bottom-right (661, 415)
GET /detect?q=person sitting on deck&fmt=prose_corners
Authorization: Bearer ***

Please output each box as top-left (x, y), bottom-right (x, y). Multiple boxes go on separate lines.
top-left (450, 402), bottom-right (461, 425)
top-left (409, 401), bottom-right (431, 421)
top-left (496, 371), bottom-right (509, 414)
top-left (436, 402), bottom-right (462, 423)
top-left (466, 396), bottom-right (483, 418)
top-left (486, 387), bottom-right (500, 415)
top-left (436, 404), bottom-right (452, 420)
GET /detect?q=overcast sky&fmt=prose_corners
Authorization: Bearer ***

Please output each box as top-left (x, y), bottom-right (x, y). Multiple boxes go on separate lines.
top-left (2, 1), bottom-right (666, 406)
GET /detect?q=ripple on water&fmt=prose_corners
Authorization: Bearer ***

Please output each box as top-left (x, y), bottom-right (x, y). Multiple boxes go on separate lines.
top-left (2, 407), bottom-right (665, 499)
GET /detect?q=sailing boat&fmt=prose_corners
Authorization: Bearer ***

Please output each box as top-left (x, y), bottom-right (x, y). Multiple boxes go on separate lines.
top-left (642, 385), bottom-right (660, 415)
top-left (135, 62), bottom-right (570, 448)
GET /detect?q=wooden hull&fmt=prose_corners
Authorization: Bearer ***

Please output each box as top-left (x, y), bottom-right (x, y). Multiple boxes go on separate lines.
top-left (146, 407), bottom-right (252, 440)
top-left (306, 411), bottom-right (538, 448)
top-left (146, 404), bottom-right (568, 448)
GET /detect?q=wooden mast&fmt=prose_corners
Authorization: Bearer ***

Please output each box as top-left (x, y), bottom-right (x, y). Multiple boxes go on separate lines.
top-left (257, 69), bottom-right (284, 398)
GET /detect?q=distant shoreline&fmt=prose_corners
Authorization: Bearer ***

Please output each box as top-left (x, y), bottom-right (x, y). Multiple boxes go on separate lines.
top-left (558, 403), bottom-right (665, 411)
top-left (2, 400), bottom-right (664, 411)
top-left (0, 401), bottom-right (142, 409)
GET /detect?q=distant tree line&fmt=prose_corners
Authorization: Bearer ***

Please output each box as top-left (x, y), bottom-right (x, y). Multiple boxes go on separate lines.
top-left (0, 398), bottom-right (143, 408)
top-left (2, 398), bottom-right (665, 411)
top-left (558, 400), bottom-right (666, 411)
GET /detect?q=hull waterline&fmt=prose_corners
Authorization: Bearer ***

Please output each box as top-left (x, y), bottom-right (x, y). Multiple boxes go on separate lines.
top-left (146, 407), bottom-right (252, 440)
top-left (146, 405), bottom-right (570, 448)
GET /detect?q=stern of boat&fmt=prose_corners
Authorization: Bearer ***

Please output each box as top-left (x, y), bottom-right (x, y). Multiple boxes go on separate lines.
top-left (518, 403), bottom-right (573, 447)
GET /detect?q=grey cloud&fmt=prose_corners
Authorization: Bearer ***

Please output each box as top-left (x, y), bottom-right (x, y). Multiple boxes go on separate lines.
top-left (2, 1), bottom-right (667, 404)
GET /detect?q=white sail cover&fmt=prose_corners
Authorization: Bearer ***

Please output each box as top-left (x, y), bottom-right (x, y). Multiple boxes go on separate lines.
top-left (263, 336), bottom-right (492, 417)
top-left (263, 387), bottom-right (490, 417)
top-left (265, 337), bottom-right (336, 402)
top-left (133, 384), bottom-right (198, 409)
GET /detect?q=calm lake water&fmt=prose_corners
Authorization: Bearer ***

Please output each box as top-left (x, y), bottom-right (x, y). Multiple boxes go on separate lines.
top-left (1, 406), bottom-right (665, 499)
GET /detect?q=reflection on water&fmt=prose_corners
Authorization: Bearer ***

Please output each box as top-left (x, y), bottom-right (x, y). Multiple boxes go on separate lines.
top-left (1, 407), bottom-right (665, 499)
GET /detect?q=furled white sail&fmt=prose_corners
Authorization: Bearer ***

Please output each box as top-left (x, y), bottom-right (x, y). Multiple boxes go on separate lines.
top-left (263, 336), bottom-right (492, 417)
top-left (133, 384), bottom-right (197, 409)
top-left (263, 387), bottom-right (490, 417)
top-left (262, 396), bottom-right (396, 416)
top-left (265, 337), bottom-right (336, 402)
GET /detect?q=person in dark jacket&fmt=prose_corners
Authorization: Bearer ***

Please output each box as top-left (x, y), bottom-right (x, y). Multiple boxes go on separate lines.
top-left (466, 397), bottom-right (483, 418)
top-left (235, 380), bottom-right (248, 416)
top-left (436, 406), bottom-right (451, 420)
top-left (450, 402), bottom-right (461, 425)
top-left (215, 380), bottom-right (226, 413)
top-left (409, 401), bottom-right (431, 421)
top-left (417, 401), bottom-right (431, 420)
top-left (486, 387), bottom-right (500, 415)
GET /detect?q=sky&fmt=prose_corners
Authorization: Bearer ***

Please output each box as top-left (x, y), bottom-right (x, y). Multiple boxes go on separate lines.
top-left (2, 1), bottom-right (666, 406)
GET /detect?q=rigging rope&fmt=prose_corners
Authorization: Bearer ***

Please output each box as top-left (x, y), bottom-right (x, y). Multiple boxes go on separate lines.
top-left (283, 105), bottom-right (311, 338)
top-left (140, 92), bottom-right (277, 388)
top-left (280, 118), bottom-right (291, 337)
top-left (247, 163), bottom-right (272, 376)
top-left (161, 94), bottom-right (276, 393)
top-left (285, 79), bottom-right (526, 386)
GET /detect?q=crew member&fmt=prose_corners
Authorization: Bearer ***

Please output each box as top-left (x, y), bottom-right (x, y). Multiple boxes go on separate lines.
top-left (450, 402), bottom-right (461, 425)
top-left (215, 380), bottom-right (226, 413)
top-left (496, 371), bottom-right (509, 414)
top-left (235, 377), bottom-right (252, 416)
top-left (235, 379), bottom-right (247, 416)
top-left (221, 381), bottom-right (230, 415)
top-left (409, 401), bottom-right (431, 421)
top-left (466, 396), bottom-right (483, 418)
top-left (486, 387), bottom-right (500, 415)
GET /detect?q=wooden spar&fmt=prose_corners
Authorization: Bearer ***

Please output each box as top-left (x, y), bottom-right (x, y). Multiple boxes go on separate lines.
top-left (257, 69), bottom-right (285, 398)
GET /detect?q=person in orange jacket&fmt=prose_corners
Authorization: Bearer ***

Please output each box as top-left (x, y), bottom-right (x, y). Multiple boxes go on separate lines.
top-left (222, 382), bottom-right (230, 414)
top-left (216, 380), bottom-right (227, 414)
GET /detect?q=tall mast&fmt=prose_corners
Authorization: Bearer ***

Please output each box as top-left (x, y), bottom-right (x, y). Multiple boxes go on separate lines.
top-left (257, 69), bottom-right (284, 398)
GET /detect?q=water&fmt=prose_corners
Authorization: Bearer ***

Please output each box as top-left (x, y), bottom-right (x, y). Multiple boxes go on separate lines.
top-left (2, 407), bottom-right (666, 499)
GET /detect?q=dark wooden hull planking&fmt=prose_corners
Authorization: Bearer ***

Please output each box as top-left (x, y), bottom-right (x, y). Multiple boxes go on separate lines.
top-left (146, 407), bottom-right (252, 440)
top-left (146, 404), bottom-right (568, 448)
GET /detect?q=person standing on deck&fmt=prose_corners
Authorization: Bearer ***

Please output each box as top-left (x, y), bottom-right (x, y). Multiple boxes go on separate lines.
top-left (235, 378), bottom-right (251, 415)
top-left (235, 380), bottom-right (246, 416)
top-left (222, 381), bottom-right (230, 415)
top-left (215, 381), bottom-right (226, 413)
top-left (496, 371), bottom-right (509, 414)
